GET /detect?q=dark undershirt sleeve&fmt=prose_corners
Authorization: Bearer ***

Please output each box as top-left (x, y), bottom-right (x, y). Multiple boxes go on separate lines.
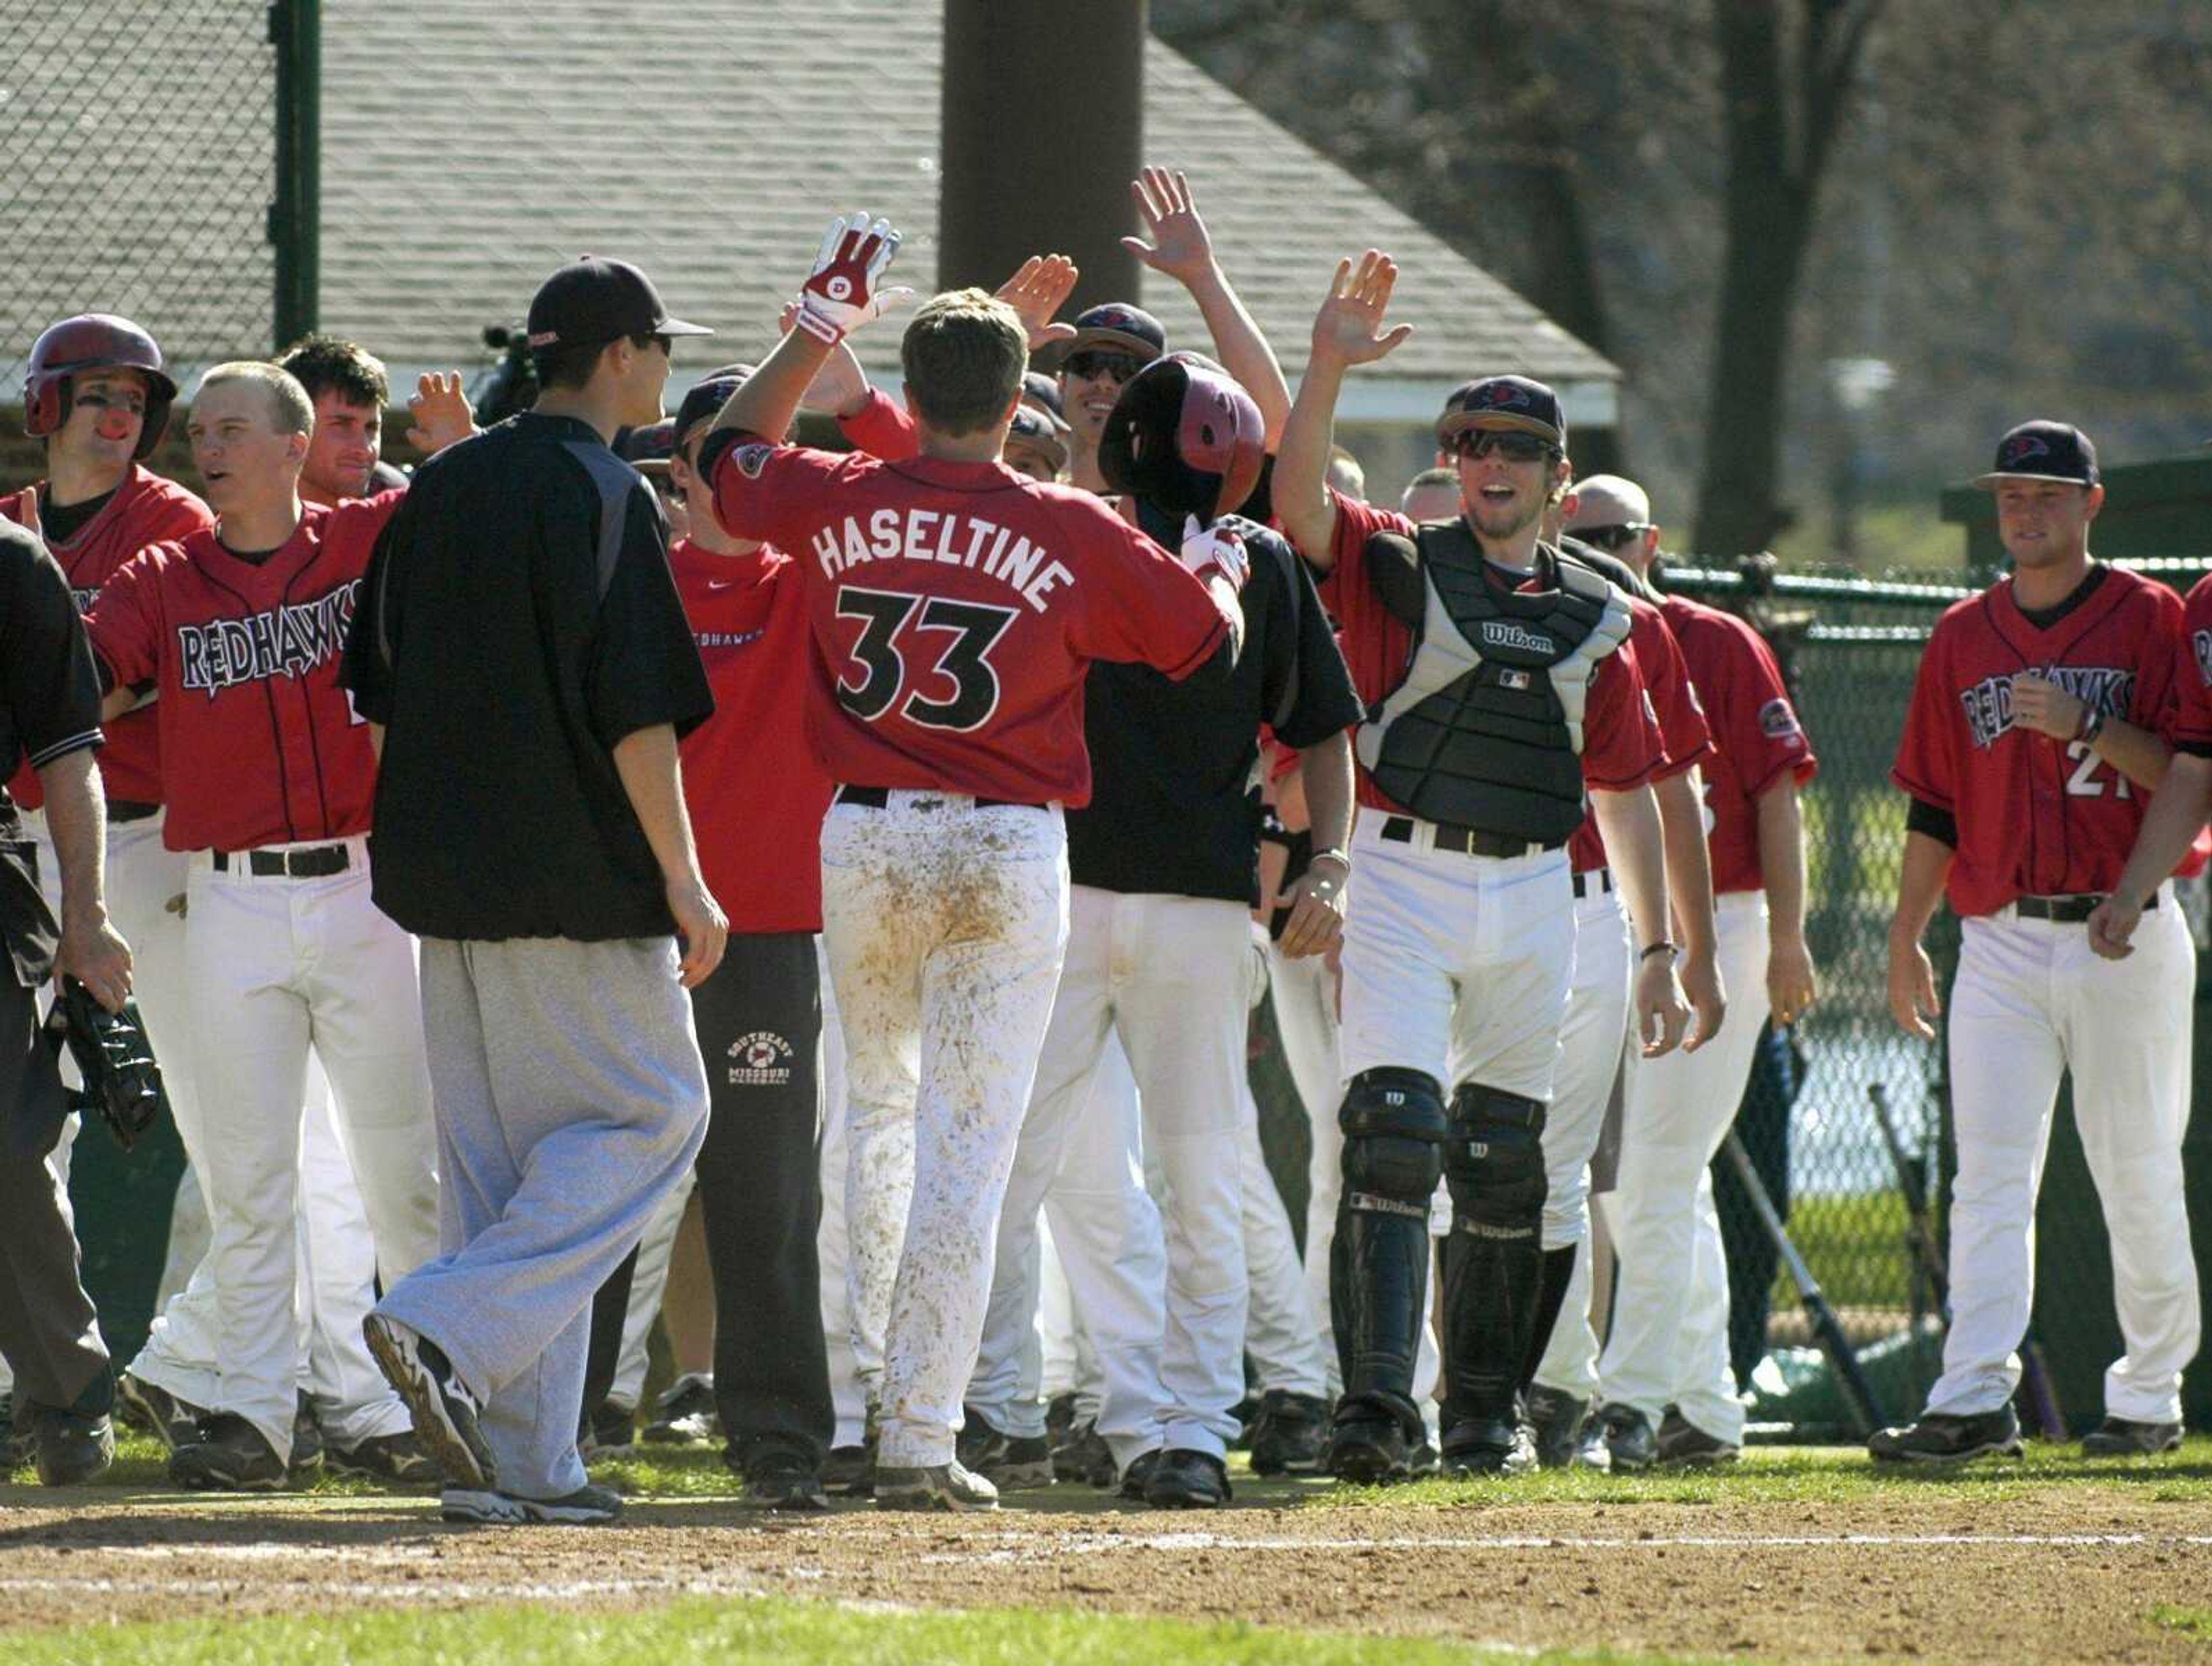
top-left (1905, 795), bottom-right (1958, 849)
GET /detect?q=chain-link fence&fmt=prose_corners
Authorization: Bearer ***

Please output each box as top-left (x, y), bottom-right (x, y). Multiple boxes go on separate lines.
top-left (0, 0), bottom-right (283, 393)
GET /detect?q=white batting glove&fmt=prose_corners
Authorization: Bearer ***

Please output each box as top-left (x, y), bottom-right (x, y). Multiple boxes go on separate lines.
top-left (796, 212), bottom-right (913, 344)
top-left (1180, 514), bottom-right (1251, 593)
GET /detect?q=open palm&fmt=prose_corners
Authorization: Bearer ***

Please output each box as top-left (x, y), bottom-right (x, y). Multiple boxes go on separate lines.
top-left (1313, 250), bottom-right (1412, 365)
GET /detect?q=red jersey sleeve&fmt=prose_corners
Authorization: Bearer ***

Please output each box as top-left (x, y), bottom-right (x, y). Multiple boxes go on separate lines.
top-left (2173, 574), bottom-right (2212, 754)
top-left (836, 389), bottom-right (921, 462)
top-left (1582, 635), bottom-right (1662, 791)
top-left (1892, 609), bottom-right (1963, 811)
top-left (1062, 502), bottom-right (1227, 681)
top-left (1630, 602), bottom-right (1712, 779)
top-left (709, 437), bottom-right (838, 550)
top-left (1718, 620), bottom-right (1817, 798)
top-left (2130, 581), bottom-right (2186, 740)
top-left (82, 547), bottom-right (168, 689)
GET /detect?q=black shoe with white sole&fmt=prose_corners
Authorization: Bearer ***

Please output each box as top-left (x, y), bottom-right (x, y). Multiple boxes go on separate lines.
top-left (169, 1413), bottom-right (288, 1492)
top-left (1867, 1406), bottom-right (2023, 1464)
top-left (442, 1482), bottom-right (623, 1525)
top-left (116, 1373), bottom-right (206, 1454)
top-left (956, 1405), bottom-right (1057, 1490)
top-left (874, 1458), bottom-right (999, 1512)
top-left (2080, 1415), bottom-right (2183, 1457)
top-left (329, 1430), bottom-right (440, 1486)
top-left (32, 1407), bottom-right (115, 1487)
top-left (1656, 1408), bottom-right (1741, 1467)
top-left (1248, 1389), bottom-right (1331, 1476)
top-left (362, 1313), bottom-right (495, 1487)
top-left (1143, 1447), bottom-right (1232, 1509)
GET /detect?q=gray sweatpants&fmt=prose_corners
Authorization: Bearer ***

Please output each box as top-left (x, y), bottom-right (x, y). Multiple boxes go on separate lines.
top-left (375, 935), bottom-right (709, 1500)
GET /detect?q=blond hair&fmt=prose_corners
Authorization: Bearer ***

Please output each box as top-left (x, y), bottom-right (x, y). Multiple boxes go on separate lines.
top-left (195, 360), bottom-right (316, 435)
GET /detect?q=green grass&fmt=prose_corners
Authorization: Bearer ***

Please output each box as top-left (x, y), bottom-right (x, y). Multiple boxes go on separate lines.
top-left (2152, 1603), bottom-right (2212, 1642)
top-left (5, 1592), bottom-right (1708, 1666)
top-left (1782, 1189), bottom-right (1914, 1309)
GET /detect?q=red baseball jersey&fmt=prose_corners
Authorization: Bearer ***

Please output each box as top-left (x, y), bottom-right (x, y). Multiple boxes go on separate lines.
top-left (85, 492), bottom-right (401, 853)
top-left (1660, 595), bottom-right (1817, 895)
top-left (1892, 565), bottom-right (2181, 917)
top-left (1315, 489), bottom-right (1664, 818)
top-left (1569, 595), bottom-right (1714, 874)
top-left (839, 388), bottom-right (921, 462)
top-left (672, 536), bottom-right (835, 933)
top-left (3, 466), bottom-right (213, 807)
top-left (2173, 572), bottom-right (2212, 754)
top-left (709, 437), bottom-right (1229, 806)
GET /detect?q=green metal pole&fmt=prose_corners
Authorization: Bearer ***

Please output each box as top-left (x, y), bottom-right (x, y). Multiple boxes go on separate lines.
top-left (270, 0), bottom-right (320, 350)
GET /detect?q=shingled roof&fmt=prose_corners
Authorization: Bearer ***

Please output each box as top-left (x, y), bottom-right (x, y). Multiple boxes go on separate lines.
top-left (310, 0), bottom-right (1614, 419)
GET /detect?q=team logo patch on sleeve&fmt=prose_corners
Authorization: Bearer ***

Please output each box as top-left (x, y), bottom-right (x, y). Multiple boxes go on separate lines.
top-left (733, 442), bottom-right (773, 480)
top-left (2193, 628), bottom-right (2212, 688)
top-left (1758, 697), bottom-right (1802, 741)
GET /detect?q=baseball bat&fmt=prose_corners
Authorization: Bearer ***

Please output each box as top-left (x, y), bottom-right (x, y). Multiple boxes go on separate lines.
top-left (1722, 1130), bottom-right (1884, 1439)
top-left (1867, 1083), bottom-right (2067, 1442)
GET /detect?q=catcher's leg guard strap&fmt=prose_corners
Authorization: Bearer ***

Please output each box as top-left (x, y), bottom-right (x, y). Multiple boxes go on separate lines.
top-left (1520, 1243), bottom-right (1581, 1394)
top-left (1331, 1067), bottom-right (1445, 1435)
top-left (1441, 1083), bottom-right (1550, 1426)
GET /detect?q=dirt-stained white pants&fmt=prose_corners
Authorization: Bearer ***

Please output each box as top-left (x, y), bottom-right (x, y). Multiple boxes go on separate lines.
top-left (823, 792), bottom-right (1069, 1470)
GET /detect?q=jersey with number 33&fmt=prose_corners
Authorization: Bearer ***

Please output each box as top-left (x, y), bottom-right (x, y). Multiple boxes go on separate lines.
top-left (709, 437), bottom-right (1228, 806)
top-left (1892, 564), bottom-right (2183, 917)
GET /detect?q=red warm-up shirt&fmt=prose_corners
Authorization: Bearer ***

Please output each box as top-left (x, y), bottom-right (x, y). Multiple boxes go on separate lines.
top-left (1313, 489), bottom-right (1663, 819)
top-left (85, 492), bottom-right (400, 852)
top-left (1568, 595), bottom-right (1713, 875)
top-left (672, 537), bottom-right (834, 932)
top-left (707, 435), bottom-right (1228, 806)
top-left (3, 467), bottom-right (213, 807)
top-left (1891, 566), bottom-right (2177, 918)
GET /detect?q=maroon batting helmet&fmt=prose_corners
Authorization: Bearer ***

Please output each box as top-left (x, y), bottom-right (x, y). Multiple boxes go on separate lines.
top-left (1096, 352), bottom-right (1265, 525)
top-left (24, 314), bottom-right (180, 458)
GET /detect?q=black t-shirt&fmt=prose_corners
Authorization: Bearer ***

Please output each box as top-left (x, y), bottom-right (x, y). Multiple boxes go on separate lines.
top-left (0, 520), bottom-right (104, 984)
top-left (1065, 517), bottom-right (1362, 904)
top-left (341, 412), bottom-right (714, 942)
top-left (37, 483), bottom-right (119, 548)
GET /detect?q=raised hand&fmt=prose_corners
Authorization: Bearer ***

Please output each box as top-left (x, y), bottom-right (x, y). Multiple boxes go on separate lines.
top-left (404, 371), bottom-right (476, 455)
top-left (1310, 250), bottom-right (1414, 368)
top-left (782, 303), bottom-right (873, 417)
top-left (797, 212), bottom-right (913, 345)
top-left (995, 255), bottom-right (1080, 351)
top-left (1122, 166), bottom-right (1215, 289)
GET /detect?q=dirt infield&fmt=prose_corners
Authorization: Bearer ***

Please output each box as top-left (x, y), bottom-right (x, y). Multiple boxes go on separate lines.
top-left (6, 1464), bottom-right (2212, 1662)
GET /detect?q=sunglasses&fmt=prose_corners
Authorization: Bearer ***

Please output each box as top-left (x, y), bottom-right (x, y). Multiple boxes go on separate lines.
top-left (1574, 523), bottom-right (1652, 552)
top-left (1064, 350), bottom-right (1145, 385)
top-left (1452, 430), bottom-right (1559, 464)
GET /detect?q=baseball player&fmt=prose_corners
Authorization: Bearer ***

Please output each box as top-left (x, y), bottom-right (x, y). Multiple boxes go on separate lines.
top-left (82, 362), bottom-right (464, 1488)
top-left (3, 314), bottom-right (211, 1428)
top-left (1880, 422), bottom-right (2196, 1462)
top-left (702, 214), bottom-right (1246, 1511)
top-left (1274, 251), bottom-right (1685, 1479)
top-left (1564, 475), bottom-right (1815, 1469)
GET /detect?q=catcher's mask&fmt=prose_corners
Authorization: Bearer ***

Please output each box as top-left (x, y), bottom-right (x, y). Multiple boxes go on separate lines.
top-left (24, 313), bottom-right (179, 459)
top-left (1098, 352), bottom-right (1265, 530)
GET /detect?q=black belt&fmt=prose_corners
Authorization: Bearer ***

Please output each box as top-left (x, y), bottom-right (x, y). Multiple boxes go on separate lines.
top-left (108, 799), bottom-right (159, 823)
top-left (213, 843), bottom-right (351, 879)
top-left (1378, 816), bottom-right (1563, 861)
top-left (2013, 891), bottom-right (2153, 923)
top-left (1573, 867), bottom-right (1613, 900)
top-left (836, 785), bottom-right (1040, 813)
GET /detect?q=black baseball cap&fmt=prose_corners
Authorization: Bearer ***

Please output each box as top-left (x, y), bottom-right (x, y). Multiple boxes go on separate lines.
top-left (615, 419), bottom-right (675, 475)
top-left (1974, 420), bottom-right (2099, 488)
top-left (1063, 303), bottom-right (1166, 365)
top-left (1021, 371), bottom-right (1067, 422)
top-left (1005, 405), bottom-right (1069, 475)
top-left (1435, 374), bottom-right (1567, 450)
top-left (672, 369), bottom-right (753, 450)
top-left (527, 256), bottom-right (711, 352)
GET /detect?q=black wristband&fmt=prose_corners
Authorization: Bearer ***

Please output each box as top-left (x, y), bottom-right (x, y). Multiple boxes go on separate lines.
top-left (1639, 940), bottom-right (1677, 963)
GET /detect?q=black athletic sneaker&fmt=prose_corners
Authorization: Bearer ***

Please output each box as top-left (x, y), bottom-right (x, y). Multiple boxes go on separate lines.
top-left (874, 1459), bottom-right (999, 1512)
top-left (116, 1372), bottom-right (206, 1454)
top-left (1524, 1384), bottom-right (1591, 1469)
top-left (1656, 1408), bottom-right (1740, 1467)
top-left (1144, 1447), bottom-right (1232, 1509)
top-left (821, 1441), bottom-right (876, 1497)
top-left (956, 1405), bottom-right (1056, 1490)
top-left (1247, 1389), bottom-right (1331, 1476)
top-left (1053, 1416), bottom-right (1116, 1487)
top-left (442, 1482), bottom-right (623, 1525)
top-left (290, 1393), bottom-right (325, 1484)
top-left (1597, 1402), bottom-right (1657, 1473)
top-left (1867, 1406), bottom-right (2022, 1465)
top-left (31, 1407), bottom-right (115, 1487)
top-left (1325, 1413), bottom-right (1411, 1484)
top-left (741, 1448), bottom-right (830, 1511)
top-left (362, 1313), bottom-right (495, 1487)
top-left (169, 1413), bottom-right (288, 1492)
top-left (1118, 1447), bottom-right (1163, 1500)
top-left (1441, 1417), bottom-right (1536, 1478)
top-left (1044, 1391), bottom-right (1080, 1447)
top-left (2081, 1416), bottom-right (2184, 1457)
top-left (328, 1430), bottom-right (440, 1486)
top-left (642, 1373), bottom-right (719, 1446)
top-left (578, 1399), bottom-right (634, 1460)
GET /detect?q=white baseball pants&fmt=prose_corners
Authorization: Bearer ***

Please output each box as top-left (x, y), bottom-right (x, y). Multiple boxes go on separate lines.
top-left (1598, 890), bottom-right (1772, 1440)
top-left (1930, 893), bottom-right (2198, 1424)
top-left (814, 935), bottom-right (869, 1449)
top-left (823, 792), bottom-right (1069, 1470)
top-left (164, 840), bottom-right (438, 1461)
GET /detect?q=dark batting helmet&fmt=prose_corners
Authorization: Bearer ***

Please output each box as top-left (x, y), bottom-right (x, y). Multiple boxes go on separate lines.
top-left (23, 314), bottom-right (180, 458)
top-left (1097, 352), bottom-right (1265, 526)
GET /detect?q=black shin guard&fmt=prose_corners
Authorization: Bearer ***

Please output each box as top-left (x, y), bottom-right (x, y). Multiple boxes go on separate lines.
top-left (1440, 1084), bottom-right (1548, 1429)
top-left (1330, 1067), bottom-right (1446, 1437)
top-left (1518, 1244), bottom-right (1581, 1395)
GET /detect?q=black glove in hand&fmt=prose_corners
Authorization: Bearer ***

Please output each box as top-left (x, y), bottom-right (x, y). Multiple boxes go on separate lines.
top-left (46, 978), bottom-right (169, 1151)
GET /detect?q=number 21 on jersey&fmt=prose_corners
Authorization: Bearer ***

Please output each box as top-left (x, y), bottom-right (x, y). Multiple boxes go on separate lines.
top-left (835, 585), bottom-right (1017, 733)
top-left (2064, 738), bottom-right (2130, 799)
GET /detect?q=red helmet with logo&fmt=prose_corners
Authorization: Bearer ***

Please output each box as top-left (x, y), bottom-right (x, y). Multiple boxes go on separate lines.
top-left (23, 314), bottom-right (180, 458)
top-left (1097, 352), bottom-right (1265, 526)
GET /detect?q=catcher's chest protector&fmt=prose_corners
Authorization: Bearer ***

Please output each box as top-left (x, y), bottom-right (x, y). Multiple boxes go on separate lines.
top-left (1357, 522), bottom-right (1631, 841)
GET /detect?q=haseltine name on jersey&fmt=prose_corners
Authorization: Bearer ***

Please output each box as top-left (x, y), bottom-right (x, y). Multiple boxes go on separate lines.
top-left (809, 507), bottom-right (1076, 614)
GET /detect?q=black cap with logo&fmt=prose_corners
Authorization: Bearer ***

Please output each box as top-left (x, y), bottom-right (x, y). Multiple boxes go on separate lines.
top-left (1062, 303), bottom-right (1166, 365)
top-left (527, 256), bottom-right (713, 353)
top-left (1974, 420), bottom-right (2099, 489)
top-left (1435, 374), bottom-right (1567, 450)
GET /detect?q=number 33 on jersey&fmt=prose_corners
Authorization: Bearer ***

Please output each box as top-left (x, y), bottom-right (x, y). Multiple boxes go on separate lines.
top-left (703, 433), bottom-right (1231, 807)
top-left (1892, 564), bottom-right (2189, 918)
